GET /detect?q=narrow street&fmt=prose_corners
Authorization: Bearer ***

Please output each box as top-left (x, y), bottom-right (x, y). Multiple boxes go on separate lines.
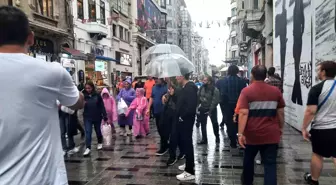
top-left (66, 111), bottom-right (336, 185)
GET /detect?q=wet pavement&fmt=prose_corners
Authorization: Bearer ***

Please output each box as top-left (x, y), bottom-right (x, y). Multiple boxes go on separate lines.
top-left (66, 111), bottom-right (336, 185)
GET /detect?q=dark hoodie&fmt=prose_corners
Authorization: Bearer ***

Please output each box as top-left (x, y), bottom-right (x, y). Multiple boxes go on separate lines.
top-left (83, 90), bottom-right (107, 122)
top-left (176, 81), bottom-right (198, 120)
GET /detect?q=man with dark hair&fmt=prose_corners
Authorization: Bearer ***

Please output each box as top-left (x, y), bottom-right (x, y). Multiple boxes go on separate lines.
top-left (0, 6), bottom-right (84, 185)
top-left (302, 61), bottom-right (336, 185)
top-left (238, 65), bottom-right (285, 185)
top-left (217, 65), bottom-right (247, 148)
top-left (175, 72), bottom-right (198, 181)
top-left (266, 67), bottom-right (283, 92)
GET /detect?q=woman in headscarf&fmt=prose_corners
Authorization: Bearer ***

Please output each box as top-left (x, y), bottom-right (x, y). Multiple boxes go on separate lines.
top-left (126, 88), bottom-right (149, 138)
top-left (116, 78), bottom-right (136, 136)
top-left (82, 81), bottom-right (108, 156)
top-left (101, 87), bottom-right (118, 133)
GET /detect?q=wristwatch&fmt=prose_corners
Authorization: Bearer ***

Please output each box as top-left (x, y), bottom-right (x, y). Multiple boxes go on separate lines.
top-left (237, 133), bottom-right (244, 137)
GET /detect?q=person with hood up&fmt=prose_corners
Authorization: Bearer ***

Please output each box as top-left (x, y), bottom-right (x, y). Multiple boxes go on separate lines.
top-left (126, 88), bottom-right (149, 138)
top-left (117, 78), bottom-right (136, 136)
top-left (83, 81), bottom-right (108, 156)
top-left (101, 88), bottom-right (118, 133)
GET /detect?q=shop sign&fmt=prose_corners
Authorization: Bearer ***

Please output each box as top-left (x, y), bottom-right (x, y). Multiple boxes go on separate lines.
top-left (61, 58), bottom-right (75, 68)
top-left (95, 61), bottom-right (105, 71)
top-left (91, 46), bottom-right (104, 56)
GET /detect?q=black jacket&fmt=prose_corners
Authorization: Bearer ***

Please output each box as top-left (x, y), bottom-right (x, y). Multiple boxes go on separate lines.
top-left (176, 81), bottom-right (198, 120)
top-left (83, 91), bottom-right (107, 122)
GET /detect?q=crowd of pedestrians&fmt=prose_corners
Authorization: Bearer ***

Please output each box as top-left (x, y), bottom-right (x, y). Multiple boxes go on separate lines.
top-left (1, 6), bottom-right (336, 185)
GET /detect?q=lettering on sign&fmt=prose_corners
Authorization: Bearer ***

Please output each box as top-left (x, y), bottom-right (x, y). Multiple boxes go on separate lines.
top-left (299, 61), bottom-right (312, 89)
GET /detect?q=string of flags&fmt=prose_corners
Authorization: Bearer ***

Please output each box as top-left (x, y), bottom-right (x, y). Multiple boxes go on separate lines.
top-left (192, 20), bottom-right (227, 28)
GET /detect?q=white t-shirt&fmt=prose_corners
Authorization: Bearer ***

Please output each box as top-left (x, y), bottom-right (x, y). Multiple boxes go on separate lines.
top-left (0, 54), bottom-right (79, 185)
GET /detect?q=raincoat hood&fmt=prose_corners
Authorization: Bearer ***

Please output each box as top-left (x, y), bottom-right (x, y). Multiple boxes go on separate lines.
top-left (101, 88), bottom-right (110, 98)
top-left (124, 78), bottom-right (132, 85)
top-left (136, 88), bottom-right (145, 97)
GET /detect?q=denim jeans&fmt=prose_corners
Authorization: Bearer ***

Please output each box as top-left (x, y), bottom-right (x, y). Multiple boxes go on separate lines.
top-left (242, 144), bottom-right (278, 185)
top-left (84, 119), bottom-right (103, 149)
top-left (59, 114), bottom-right (75, 151)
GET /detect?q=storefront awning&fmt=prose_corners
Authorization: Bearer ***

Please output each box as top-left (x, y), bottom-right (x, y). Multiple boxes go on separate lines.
top-left (62, 47), bottom-right (88, 60)
top-left (96, 55), bottom-right (118, 62)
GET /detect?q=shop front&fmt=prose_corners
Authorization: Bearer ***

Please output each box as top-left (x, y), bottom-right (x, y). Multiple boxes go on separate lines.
top-left (60, 47), bottom-right (88, 84)
top-left (28, 37), bottom-right (56, 62)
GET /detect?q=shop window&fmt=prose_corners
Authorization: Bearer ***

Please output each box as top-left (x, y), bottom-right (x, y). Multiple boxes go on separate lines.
top-left (88, 0), bottom-right (96, 22)
top-left (100, 1), bottom-right (105, 24)
top-left (36, 0), bottom-right (53, 18)
top-left (113, 24), bottom-right (117, 37)
top-left (119, 26), bottom-right (124, 40)
top-left (77, 0), bottom-right (84, 19)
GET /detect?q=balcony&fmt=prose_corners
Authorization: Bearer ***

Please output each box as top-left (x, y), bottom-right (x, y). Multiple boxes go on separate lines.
top-left (242, 9), bottom-right (265, 39)
top-left (86, 22), bottom-right (109, 40)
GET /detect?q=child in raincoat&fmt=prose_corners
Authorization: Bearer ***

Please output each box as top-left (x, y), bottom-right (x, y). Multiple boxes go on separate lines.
top-left (101, 88), bottom-right (118, 132)
top-left (126, 88), bottom-right (149, 138)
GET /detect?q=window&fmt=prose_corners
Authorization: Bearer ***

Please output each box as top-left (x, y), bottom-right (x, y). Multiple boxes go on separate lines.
top-left (119, 26), bottom-right (124, 40)
top-left (231, 36), bottom-right (237, 45)
top-left (88, 0), bottom-right (96, 22)
top-left (77, 0), bottom-right (84, 19)
top-left (242, 32), bottom-right (246, 41)
top-left (167, 0), bottom-right (171, 5)
top-left (253, 0), bottom-right (258, 9)
top-left (120, 0), bottom-right (128, 16)
top-left (232, 51), bottom-right (236, 58)
top-left (113, 24), bottom-right (117, 37)
top-left (231, 7), bottom-right (237, 17)
top-left (160, 0), bottom-right (166, 8)
top-left (242, 0), bottom-right (245, 9)
top-left (36, 0), bottom-right (53, 17)
top-left (100, 1), bottom-right (105, 24)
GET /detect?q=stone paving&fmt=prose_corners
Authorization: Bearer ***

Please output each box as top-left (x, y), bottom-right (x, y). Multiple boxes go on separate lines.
top-left (66, 112), bottom-right (336, 185)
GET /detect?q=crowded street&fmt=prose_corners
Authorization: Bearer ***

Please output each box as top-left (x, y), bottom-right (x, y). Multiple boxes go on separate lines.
top-left (65, 112), bottom-right (336, 185)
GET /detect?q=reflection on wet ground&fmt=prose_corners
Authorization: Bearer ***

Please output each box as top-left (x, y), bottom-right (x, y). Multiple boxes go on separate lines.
top-left (66, 113), bottom-right (336, 185)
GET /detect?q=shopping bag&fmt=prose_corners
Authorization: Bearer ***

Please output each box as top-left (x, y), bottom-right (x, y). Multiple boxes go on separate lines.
top-left (101, 122), bottom-right (112, 146)
top-left (117, 98), bottom-right (128, 115)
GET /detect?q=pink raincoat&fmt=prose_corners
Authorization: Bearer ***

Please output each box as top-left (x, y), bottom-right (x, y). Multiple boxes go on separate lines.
top-left (126, 88), bottom-right (149, 136)
top-left (101, 88), bottom-right (118, 127)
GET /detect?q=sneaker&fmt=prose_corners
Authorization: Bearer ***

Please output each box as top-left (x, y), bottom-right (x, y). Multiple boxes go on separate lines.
top-left (176, 171), bottom-right (195, 181)
top-left (167, 158), bottom-right (177, 166)
top-left (178, 154), bottom-right (185, 160)
top-left (68, 146), bottom-right (80, 155)
top-left (155, 148), bottom-right (168, 156)
top-left (304, 173), bottom-right (319, 185)
top-left (178, 164), bottom-right (186, 171)
top-left (97, 144), bottom-right (103, 150)
top-left (83, 148), bottom-right (91, 156)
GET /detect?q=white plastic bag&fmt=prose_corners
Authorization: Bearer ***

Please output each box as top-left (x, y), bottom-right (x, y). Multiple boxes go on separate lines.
top-left (101, 122), bottom-right (112, 146)
top-left (117, 98), bottom-right (128, 115)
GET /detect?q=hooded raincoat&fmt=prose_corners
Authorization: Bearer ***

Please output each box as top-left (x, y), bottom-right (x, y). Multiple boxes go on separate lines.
top-left (126, 88), bottom-right (149, 136)
top-left (101, 88), bottom-right (118, 126)
top-left (116, 79), bottom-right (136, 126)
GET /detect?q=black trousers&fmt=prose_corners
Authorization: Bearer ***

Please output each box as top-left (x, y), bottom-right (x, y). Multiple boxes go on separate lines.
top-left (155, 113), bottom-right (169, 150)
top-left (166, 110), bottom-right (184, 158)
top-left (223, 103), bottom-right (237, 146)
top-left (179, 116), bottom-right (195, 175)
top-left (199, 108), bottom-right (219, 142)
top-left (219, 103), bottom-right (226, 127)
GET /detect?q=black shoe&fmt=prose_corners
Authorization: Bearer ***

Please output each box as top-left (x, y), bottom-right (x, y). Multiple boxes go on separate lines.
top-left (230, 142), bottom-right (238, 149)
top-left (304, 173), bottom-right (319, 185)
top-left (135, 135), bottom-right (142, 139)
top-left (166, 157), bottom-right (177, 166)
top-left (156, 148), bottom-right (168, 156)
top-left (197, 140), bottom-right (208, 145)
top-left (80, 133), bottom-right (85, 140)
top-left (177, 154), bottom-right (185, 160)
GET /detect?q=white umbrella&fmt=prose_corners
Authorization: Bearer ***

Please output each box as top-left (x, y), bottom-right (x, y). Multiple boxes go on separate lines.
top-left (220, 66), bottom-right (247, 72)
top-left (145, 54), bottom-right (195, 78)
top-left (142, 44), bottom-right (187, 64)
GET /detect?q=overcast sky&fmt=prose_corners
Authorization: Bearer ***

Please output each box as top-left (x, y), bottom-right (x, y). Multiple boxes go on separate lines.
top-left (185, 0), bottom-right (230, 66)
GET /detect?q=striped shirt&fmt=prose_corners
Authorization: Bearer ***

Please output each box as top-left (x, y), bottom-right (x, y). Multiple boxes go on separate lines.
top-left (239, 82), bottom-right (285, 145)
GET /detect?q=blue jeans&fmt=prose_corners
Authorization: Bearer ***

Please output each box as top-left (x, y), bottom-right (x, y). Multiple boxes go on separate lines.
top-left (59, 114), bottom-right (75, 150)
top-left (84, 119), bottom-right (103, 149)
top-left (242, 144), bottom-right (278, 185)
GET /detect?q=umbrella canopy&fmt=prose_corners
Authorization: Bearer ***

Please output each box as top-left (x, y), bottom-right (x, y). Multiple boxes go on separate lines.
top-left (145, 54), bottom-right (195, 78)
top-left (142, 44), bottom-right (187, 64)
top-left (220, 66), bottom-right (247, 72)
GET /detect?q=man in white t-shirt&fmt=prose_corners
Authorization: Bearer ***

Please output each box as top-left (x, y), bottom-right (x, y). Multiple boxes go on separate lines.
top-left (0, 6), bottom-right (84, 185)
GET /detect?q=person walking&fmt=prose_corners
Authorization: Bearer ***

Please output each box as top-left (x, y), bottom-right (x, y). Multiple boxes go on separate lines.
top-left (197, 75), bottom-right (220, 144)
top-left (126, 88), bottom-right (150, 138)
top-left (101, 87), bottom-right (118, 134)
top-left (301, 61), bottom-right (336, 185)
top-left (147, 78), bottom-right (168, 155)
top-left (83, 81), bottom-right (108, 156)
top-left (265, 67), bottom-right (283, 93)
top-left (117, 79), bottom-right (136, 136)
top-left (175, 73), bottom-right (198, 181)
top-left (144, 76), bottom-right (156, 118)
top-left (0, 6), bottom-right (84, 185)
top-left (217, 65), bottom-right (247, 148)
top-left (237, 65), bottom-right (285, 185)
